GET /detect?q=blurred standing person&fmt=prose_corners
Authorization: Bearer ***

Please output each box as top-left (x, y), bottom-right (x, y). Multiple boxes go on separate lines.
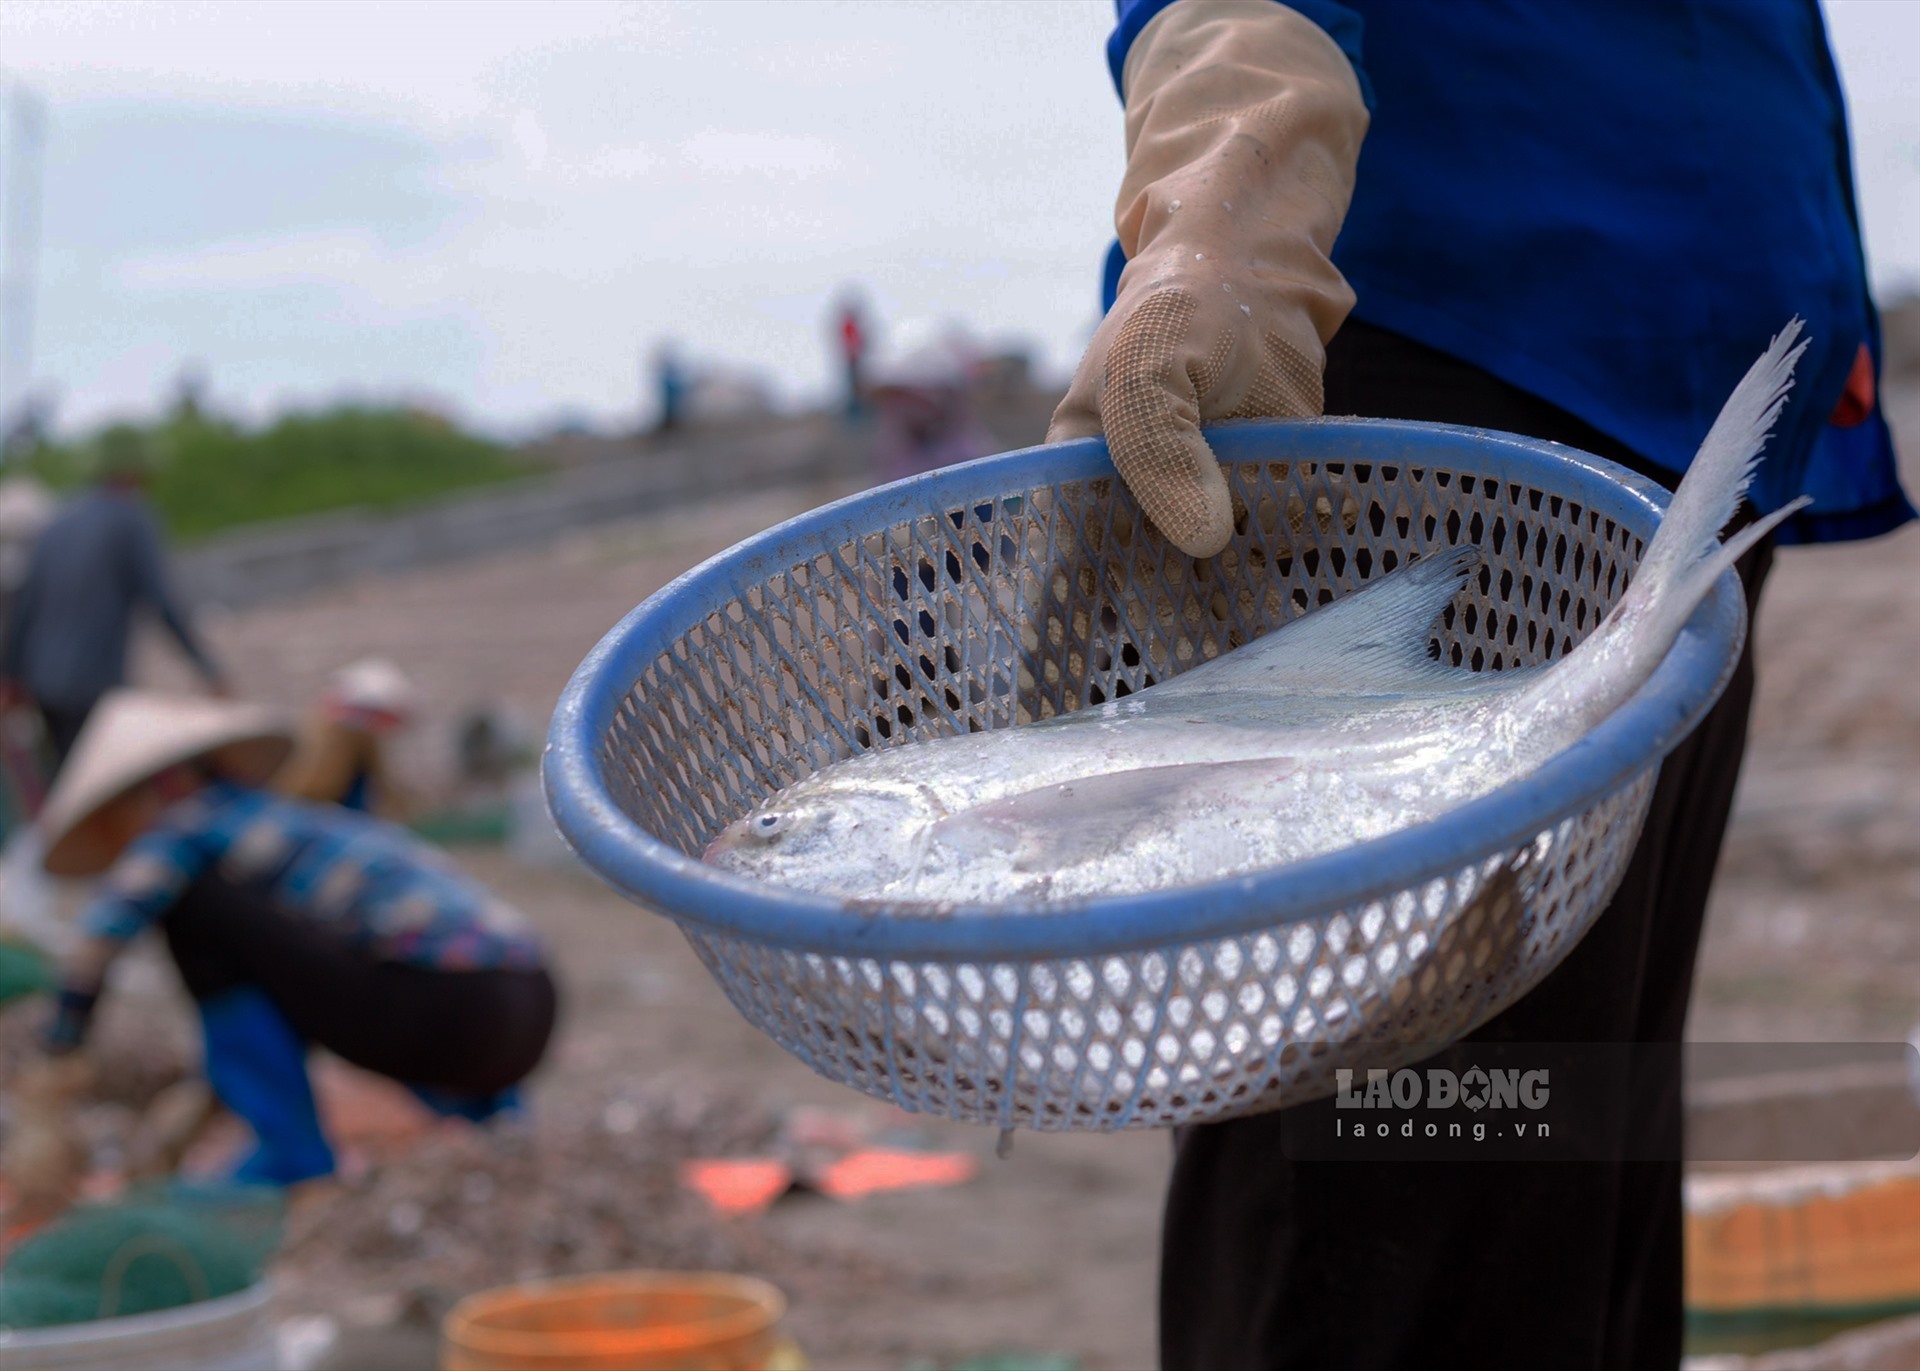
top-left (835, 292), bottom-right (871, 420)
top-left (651, 343), bottom-right (688, 436)
top-left (1, 427), bottom-right (226, 771)
top-left (274, 657), bottom-right (420, 818)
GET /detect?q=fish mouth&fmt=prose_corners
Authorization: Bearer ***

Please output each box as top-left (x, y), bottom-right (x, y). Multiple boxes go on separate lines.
top-left (702, 778), bottom-right (952, 880)
top-left (702, 820), bottom-right (756, 865)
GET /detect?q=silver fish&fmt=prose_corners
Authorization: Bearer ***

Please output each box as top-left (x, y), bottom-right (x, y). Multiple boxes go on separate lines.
top-left (706, 326), bottom-right (1811, 905)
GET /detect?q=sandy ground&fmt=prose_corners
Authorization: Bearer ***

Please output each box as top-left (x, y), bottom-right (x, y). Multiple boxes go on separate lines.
top-left (1691, 379), bottom-right (1920, 1045)
top-left (91, 384), bottom-right (1920, 1366)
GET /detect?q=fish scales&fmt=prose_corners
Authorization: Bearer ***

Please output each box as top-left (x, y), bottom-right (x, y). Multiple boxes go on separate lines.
top-left (706, 327), bottom-right (1811, 907)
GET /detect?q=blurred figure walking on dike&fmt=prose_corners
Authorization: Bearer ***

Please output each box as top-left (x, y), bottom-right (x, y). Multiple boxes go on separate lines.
top-left (274, 656), bottom-right (420, 819)
top-left (870, 327), bottom-right (994, 485)
top-left (835, 291), bottom-right (871, 420)
top-left (651, 343), bottom-right (688, 436)
top-left (0, 427), bottom-right (226, 770)
top-left (26, 691), bottom-right (558, 1187)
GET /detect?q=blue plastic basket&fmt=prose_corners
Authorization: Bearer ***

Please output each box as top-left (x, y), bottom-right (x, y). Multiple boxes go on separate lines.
top-left (546, 419), bottom-right (1746, 1130)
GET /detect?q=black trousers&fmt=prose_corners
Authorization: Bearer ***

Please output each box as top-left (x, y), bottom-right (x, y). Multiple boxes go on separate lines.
top-left (1158, 322), bottom-right (1772, 1370)
top-left (164, 873), bottom-right (559, 1094)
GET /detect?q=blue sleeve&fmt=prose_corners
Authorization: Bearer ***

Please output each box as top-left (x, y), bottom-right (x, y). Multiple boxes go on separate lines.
top-left (1106, 0), bottom-right (1374, 109)
top-left (1101, 240), bottom-right (1128, 315)
top-left (48, 813), bottom-right (223, 1050)
top-left (77, 818), bottom-right (219, 947)
top-left (128, 503), bottom-right (222, 684)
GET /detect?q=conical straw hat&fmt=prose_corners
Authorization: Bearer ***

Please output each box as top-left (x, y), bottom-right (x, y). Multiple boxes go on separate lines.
top-left (39, 690), bottom-right (295, 877)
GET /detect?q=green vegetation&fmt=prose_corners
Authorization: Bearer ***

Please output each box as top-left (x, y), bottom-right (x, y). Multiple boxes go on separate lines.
top-left (23, 408), bottom-right (525, 542)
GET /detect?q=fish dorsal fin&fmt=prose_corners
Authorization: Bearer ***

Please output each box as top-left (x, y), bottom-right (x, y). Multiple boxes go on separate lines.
top-left (927, 759), bottom-right (1294, 873)
top-left (1153, 546), bottom-right (1483, 700)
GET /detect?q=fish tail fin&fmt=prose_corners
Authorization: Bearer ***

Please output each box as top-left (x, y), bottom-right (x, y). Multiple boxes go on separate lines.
top-left (1613, 320), bottom-right (1809, 650)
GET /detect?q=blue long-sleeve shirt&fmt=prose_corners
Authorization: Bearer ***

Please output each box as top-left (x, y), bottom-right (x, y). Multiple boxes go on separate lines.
top-left (1104, 0), bottom-right (1913, 546)
top-left (3, 485), bottom-right (222, 710)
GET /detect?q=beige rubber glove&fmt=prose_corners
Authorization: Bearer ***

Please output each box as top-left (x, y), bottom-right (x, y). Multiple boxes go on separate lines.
top-left (1049, 0), bottom-right (1369, 557)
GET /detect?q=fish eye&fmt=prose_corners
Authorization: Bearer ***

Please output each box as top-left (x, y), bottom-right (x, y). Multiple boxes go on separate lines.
top-left (750, 812), bottom-right (787, 842)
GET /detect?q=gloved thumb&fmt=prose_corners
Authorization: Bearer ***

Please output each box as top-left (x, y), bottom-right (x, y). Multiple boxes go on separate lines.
top-left (1099, 289), bottom-right (1237, 558)
top-left (1044, 379), bottom-right (1102, 443)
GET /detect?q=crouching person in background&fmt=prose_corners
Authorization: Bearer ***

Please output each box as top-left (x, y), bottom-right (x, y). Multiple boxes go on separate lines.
top-left (32, 690), bottom-right (558, 1186)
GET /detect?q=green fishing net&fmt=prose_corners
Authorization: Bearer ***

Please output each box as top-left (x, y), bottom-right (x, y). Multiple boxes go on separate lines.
top-left (0, 939), bottom-right (54, 1007)
top-left (0, 1183), bottom-right (283, 1328)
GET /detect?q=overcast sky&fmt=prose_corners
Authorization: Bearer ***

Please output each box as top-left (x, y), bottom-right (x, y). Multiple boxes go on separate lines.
top-left (1, 0), bottom-right (1916, 439)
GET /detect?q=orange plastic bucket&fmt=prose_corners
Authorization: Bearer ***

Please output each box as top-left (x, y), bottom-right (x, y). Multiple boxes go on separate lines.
top-left (440, 1271), bottom-right (788, 1371)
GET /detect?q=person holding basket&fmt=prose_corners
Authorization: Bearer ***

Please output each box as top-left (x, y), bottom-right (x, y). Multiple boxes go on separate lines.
top-left (1052, 2), bottom-right (1910, 1365)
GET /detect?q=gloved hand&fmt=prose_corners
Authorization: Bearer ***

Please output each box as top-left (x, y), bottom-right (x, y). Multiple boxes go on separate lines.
top-left (1049, 0), bottom-right (1369, 557)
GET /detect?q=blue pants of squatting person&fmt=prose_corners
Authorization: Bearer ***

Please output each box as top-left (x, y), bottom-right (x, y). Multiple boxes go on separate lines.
top-left (1157, 321), bottom-right (1774, 1371)
top-left (163, 873), bottom-right (559, 1186)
